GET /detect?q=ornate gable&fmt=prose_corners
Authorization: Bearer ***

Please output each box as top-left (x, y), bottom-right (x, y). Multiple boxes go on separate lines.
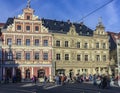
top-left (67, 24), bottom-right (78, 36)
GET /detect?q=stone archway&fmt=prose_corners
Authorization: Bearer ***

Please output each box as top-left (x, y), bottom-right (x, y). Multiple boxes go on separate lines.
top-left (16, 68), bottom-right (21, 82)
top-left (6, 68), bottom-right (12, 79)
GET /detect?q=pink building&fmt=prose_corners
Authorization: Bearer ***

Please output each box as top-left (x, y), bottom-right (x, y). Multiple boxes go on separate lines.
top-left (1, 2), bottom-right (53, 81)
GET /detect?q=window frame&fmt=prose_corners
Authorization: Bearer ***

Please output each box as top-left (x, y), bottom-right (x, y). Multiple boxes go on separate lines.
top-left (26, 39), bottom-right (30, 46)
top-left (65, 54), bottom-right (69, 60)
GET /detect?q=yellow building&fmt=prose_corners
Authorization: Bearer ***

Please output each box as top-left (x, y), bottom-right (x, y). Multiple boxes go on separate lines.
top-left (43, 19), bottom-right (114, 76)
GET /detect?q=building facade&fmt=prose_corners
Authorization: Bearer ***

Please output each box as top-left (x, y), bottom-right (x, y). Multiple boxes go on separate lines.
top-left (48, 20), bottom-right (114, 76)
top-left (1, 5), bottom-right (53, 81)
top-left (0, 1), bottom-right (115, 81)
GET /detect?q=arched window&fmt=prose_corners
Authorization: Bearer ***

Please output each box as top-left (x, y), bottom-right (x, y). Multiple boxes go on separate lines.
top-left (37, 69), bottom-right (45, 78)
top-left (6, 68), bottom-right (12, 78)
top-left (16, 68), bottom-right (21, 82)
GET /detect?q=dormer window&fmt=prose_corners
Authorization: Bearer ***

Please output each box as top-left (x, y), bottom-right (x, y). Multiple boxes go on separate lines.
top-left (79, 31), bottom-right (82, 35)
top-left (87, 32), bottom-right (89, 35)
top-left (27, 16), bottom-right (30, 20)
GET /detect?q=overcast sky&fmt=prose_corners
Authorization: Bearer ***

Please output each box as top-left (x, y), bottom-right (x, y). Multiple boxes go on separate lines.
top-left (0, 0), bottom-right (120, 32)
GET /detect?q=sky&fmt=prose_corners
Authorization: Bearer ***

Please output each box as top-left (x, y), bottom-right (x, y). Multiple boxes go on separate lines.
top-left (0, 0), bottom-right (120, 32)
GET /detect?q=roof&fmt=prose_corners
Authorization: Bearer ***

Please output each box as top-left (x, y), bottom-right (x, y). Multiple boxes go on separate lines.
top-left (0, 23), bottom-right (5, 26)
top-left (3, 18), bottom-right (93, 36)
top-left (107, 31), bottom-right (117, 50)
top-left (3, 18), bottom-right (14, 29)
top-left (42, 18), bottom-right (93, 36)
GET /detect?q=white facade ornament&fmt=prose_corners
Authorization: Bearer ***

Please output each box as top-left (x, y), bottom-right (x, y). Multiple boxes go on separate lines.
top-left (32, 15), bottom-right (38, 20)
top-left (18, 14), bottom-right (24, 19)
top-left (7, 24), bottom-right (15, 31)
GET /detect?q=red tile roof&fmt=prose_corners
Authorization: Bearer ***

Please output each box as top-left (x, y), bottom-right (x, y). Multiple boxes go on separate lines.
top-left (107, 31), bottom-right (120, 43)
top-left (0, 23), bottom-right (5, 27)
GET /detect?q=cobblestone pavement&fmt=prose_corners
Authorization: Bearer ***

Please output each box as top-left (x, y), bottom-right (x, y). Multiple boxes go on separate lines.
top-left (0, 82), bottom-right (120, 93)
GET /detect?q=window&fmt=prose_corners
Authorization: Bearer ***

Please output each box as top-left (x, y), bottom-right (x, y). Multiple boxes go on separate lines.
top-left (56, 54), bottom-right (60, 60)
top-left (35, 53), bottom-right (39, 60)
top-left (37, 69), bottom-right (45, 78)
top-left (56, 40), bottom-right (60, 47)
top-left (43, 53), bottom-right (48, 60)
top-left (16, 53), bottom-right (21, 60)
top-left (26, 26), bottom-right (30, 31)
top-left (34, 39), bottom-right (39, 46)
top-left (77, 42), bottom-right (80, 48)
top-left (65, 54), bottom-right (69, 60)
top-left (103, 43), bottom-right (106, 49)
top-left (84, 43), bottom-right (88, 48)
top-left (17, 25), bottom-right (21, 30)
top-left (103, 55), bottom-right (106, 61)
top-left (26, 53), bottom-right (30, 60)
top-left (43, 40), bottom-right (48, 46)
top-left (65, 41), bottom-right (68, 47)
top-left (77, 55), bottom-right (81, 61)
top-left (17, 39), bottom-right (21, 45)
top-left (85, 55), bottom-right (88, 61)
top-left (27, 16), bottom-right (30, 20)
top-left (96, 43), bottom-right (99, 48)
top-left (96, 55), bottom-right (100, 61)
top-left (7, 52), bottom-right (13, 60)
top-left (87, 32), bottom-right (89, 35)
top-left (26, 39), bottom-right (30, 46)
top-left (7, 38), bottom-right (12, 45)
top-left (35, 26), bottom-right (39, 31)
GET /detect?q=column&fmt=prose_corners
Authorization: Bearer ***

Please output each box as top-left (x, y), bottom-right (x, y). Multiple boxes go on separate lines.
top-left (49, 67), bottom-right (52, 81)
top-left (3, 35), bottom-right (5, 45)
top-left (31, 67), bottom-right (33, 77)
top-left (41, 36), bottom-right (42, 46)
top-left (32, 23), bottom-right (34, 32)
top-left (22, 67), bottom-right (25, 79)
top-left (14, 35), bottom-right (15, 45)
top-left (3, 67), bottom-right (5, 77)
top-left (12, 67), bottom-right (15, 76)
top-left (32, 36), bottom-right (33, 46)
top-left (98, 67), bottom-right (101, 75)
top-left (93, 68), bottom-right (96, 75)
top-left (23, 35), bottom-right (25, 45)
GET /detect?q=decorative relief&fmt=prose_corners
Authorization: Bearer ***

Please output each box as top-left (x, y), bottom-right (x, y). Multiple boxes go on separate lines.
top-left (67, 24), bottom-right (78, 36)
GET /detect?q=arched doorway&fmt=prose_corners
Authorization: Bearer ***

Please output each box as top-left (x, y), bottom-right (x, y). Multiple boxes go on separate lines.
top-left (56, 69), bottom-right (65, 75)
top-left (37, 69), bottom-right (45, 78)
top-left (6, 68), bottom-right (12, 79)
top-left (16, 68), bottom-right (21, 82)
top-left (25, 69), bottom-right (30, 79)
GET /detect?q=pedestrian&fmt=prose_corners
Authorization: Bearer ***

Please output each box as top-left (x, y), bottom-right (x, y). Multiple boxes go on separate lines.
top-left (93, 74), bottom-right (97, 86)
top-left (43, 75), bottom-right (47, 87)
